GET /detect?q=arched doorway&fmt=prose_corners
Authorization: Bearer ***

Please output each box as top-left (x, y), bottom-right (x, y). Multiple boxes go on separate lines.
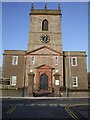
top-left (40, 74), bottom-right (48, 90)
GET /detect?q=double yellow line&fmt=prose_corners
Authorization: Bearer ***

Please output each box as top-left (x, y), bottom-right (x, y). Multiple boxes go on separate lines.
top-left (65, 105), bottom-right (79, 120)
top-left (65, 104), bottom-right (88, 120)
top-left (6, 104), bottom-right (16, 114)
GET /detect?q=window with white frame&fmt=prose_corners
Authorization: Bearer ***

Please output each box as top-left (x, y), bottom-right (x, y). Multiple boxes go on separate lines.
top-left (11, 76), bottom-right (17, 86)
top-left (32, 56), bottom-right (35, 64)
top-left (12, 56), bottom-right (18, 65)
top-left (55, 56), bottom-right (58, 65)
top-left (71, 57), bottom-right (77, 66)
top-left (72, 77), bottom-right (78, 87)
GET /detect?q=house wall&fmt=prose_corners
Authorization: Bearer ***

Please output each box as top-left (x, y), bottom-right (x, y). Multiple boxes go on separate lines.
top-left (63, 51), bottom-right (88, 90)
top-left (2, 50), bottom-right (26, 88)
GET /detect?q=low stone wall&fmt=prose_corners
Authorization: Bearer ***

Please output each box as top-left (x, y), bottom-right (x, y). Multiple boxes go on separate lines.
top-left (69, 92), bottom-right (89, 97)
top-left (61, 91), bottom-right (89, 97)
top-left (1, 89), bottom-right (23, 97)
top-left (0, 89), bottom-right (89, 97)
top-left (0, 88), bottom-right (28, 97)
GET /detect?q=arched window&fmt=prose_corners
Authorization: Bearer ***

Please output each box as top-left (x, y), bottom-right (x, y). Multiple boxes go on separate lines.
top-left (42, 19), bottom-right (48, 31)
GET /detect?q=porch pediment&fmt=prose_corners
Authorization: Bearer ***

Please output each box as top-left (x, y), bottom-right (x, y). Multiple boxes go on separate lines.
top-left (27, 46), bottom-right (62, 56)
top-left (36, 64), bottom-right (53, 69)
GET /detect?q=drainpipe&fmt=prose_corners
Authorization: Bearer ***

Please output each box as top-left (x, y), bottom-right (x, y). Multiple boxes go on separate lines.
top-left (22, 55), bottom-right (26, 97)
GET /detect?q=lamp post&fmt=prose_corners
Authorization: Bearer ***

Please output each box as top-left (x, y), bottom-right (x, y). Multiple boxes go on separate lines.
top-left (22, 55), bottom-right (26, 97)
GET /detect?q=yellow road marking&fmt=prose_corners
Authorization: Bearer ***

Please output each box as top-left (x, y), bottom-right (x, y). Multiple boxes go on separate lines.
top-left (65, 104), bottom-right (89, 120)
top-left (6, 105), bottom-right (16, 114)
top-left (65, 106), bottom-right (79, 120)
top-left (65, 107), bottom-right (77, 120)
top-left (8, 105), bottom-right (16, 114)
top-left (6, 105), bottom-right (13, 113)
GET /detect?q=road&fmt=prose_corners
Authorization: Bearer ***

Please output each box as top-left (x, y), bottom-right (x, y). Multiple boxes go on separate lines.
top-left (1, 97), bottom-right (89, 119)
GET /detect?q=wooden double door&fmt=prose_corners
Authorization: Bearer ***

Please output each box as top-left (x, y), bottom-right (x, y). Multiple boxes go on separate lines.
top-left (36, 65), bottom-right (52, 91)
top-left (40, 74), bottom-right (48, 90)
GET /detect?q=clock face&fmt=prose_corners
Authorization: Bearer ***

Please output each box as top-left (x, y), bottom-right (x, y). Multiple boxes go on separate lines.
top-left (40, 35), bottom-right (50, 43)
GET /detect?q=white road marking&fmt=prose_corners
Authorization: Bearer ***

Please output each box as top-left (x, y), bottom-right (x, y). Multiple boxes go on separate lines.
top-left (49, 104), bottom-right (58, 107)
top-left (37, 104), bottom-right (47, 106)
top-left (14, 103), bottom-right (67, 107)
top-left (15, 104), bottom-right (24, 106)
top-left (59, 104), bottom-right (67, 106)
top-left (26, 104), bottom-right (35, 106)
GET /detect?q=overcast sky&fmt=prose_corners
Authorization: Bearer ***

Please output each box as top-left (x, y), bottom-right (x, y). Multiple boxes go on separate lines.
top-left (1, 2), bottom-right (89, 71)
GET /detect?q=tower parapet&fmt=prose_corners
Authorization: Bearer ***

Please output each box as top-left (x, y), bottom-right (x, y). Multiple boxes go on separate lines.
top-left (30, 3), bottom-right (62, 16)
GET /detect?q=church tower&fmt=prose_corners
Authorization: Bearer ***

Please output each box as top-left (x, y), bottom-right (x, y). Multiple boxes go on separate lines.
top-left (26, 3), bottom-right (63, 96)
top-left (27, 3), bottom-right (62, 52)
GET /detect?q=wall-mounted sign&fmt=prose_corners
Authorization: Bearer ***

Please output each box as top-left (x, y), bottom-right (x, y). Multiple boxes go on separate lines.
top-left (55, 80), bottom-right (59, 85)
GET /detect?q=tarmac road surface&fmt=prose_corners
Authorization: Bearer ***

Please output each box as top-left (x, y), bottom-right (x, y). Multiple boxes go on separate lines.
top-left (1, 97), bottom-right (89, 119)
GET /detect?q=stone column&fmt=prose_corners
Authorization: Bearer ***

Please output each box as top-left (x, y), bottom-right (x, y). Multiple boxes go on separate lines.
top-left (54, 73), bottom-right (61, 97)
top-left (28, 73), bottom-right (35, 97)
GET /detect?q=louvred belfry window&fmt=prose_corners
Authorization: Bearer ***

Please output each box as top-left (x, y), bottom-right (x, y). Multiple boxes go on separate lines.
top-left (42, 19), bottom-right (48, 31)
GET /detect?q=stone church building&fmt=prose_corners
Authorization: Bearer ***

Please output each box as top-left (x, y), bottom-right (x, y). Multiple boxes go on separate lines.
top-left (2, 4), bottom-right (88, 97)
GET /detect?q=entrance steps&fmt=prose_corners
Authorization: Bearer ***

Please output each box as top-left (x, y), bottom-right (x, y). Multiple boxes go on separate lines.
top-left (33, 90), bottom-right (54, 97)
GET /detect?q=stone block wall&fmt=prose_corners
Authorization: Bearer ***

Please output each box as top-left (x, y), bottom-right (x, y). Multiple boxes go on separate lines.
top-left (2, 50), bottom-right (26, 88)
top-left (63, 51), bottom-right (88, 90)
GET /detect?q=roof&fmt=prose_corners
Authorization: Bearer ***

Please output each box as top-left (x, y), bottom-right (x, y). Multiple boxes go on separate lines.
top-left (3, 50), bottom-right (27, 55)
top-left (63, 51), bottom-right (87, 57)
